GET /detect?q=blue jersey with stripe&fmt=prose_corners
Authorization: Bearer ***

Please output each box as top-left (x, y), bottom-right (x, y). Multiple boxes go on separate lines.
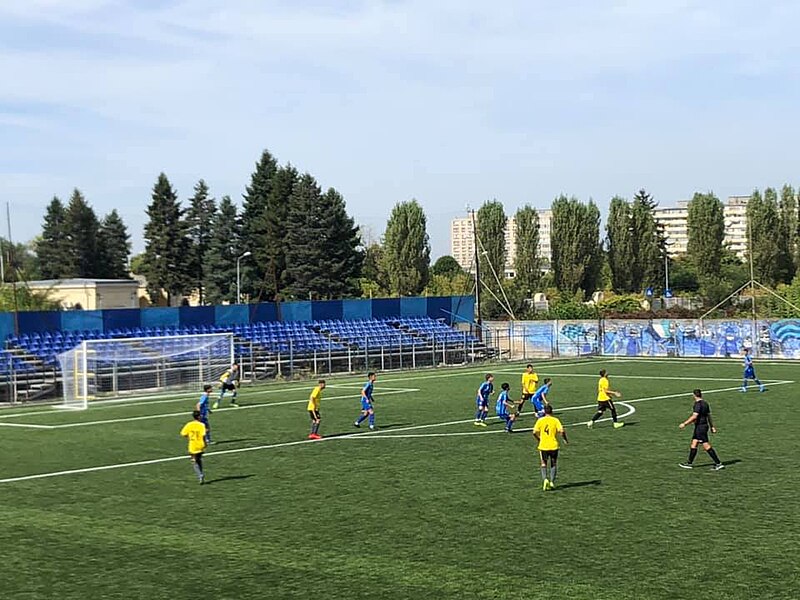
top-left (198, 393), bottom-right (210, 418)
top-left (362, 381), bottom-right (374, 401)
top-left (495, 390), bottom-right (510, 415)
top-left (477, 381), bottom-right (493, 402)
top-left (744, 354), bottom-right (754, 369)
top-left (531, 384), bottom-right (550, 404)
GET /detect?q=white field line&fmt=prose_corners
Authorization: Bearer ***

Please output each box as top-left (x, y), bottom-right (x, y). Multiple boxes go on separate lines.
top-left (41, 388), bottom-right (420, 430)
top-left (0, 359), bottom-right (600, 421)
top-left (2, 381), bottom-right (789, 485)
top-left (0, 422), bottom-right (55, 430)
top-left (492, 371), bottom-right (786, 383)
top-left (607, 357), bottom-right (800, 367)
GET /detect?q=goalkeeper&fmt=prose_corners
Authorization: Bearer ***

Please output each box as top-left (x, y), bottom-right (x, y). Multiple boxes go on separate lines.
top-left (213, 363), bottom-right (241, 409)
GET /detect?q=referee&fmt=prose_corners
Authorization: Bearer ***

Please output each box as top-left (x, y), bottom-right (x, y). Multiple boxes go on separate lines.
top-left (679, 389), bottom-right (725, 471)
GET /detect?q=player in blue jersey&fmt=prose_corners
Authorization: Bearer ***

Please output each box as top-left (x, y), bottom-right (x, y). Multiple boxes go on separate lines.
top-left (530, 378), bottom-right (552, 418)
top-left (195, 384), bottom-right (213, 444)
top-left (474, 373), bottom-right (494, 427)
top-left (495, 382), bottom-right (516, 433)
top-left (741, 348), bottom-right (765, 392)
top-left (354, 372), bottom-right (377, 430)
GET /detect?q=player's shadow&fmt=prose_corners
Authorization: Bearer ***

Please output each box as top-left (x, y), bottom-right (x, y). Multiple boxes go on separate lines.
top-left (555, 479), bottom-right (602, 491)
top-left (212, 438), bottom-right (255, 446)
top-left (206, 474), bottom-right (255, 485)
top-left (324, 423), bottom-right (413, 439)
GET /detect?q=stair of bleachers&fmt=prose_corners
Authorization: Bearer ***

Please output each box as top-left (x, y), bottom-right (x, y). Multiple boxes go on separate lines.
top-left (312, 319), bottom-right (425, 349)
top-left (386, 317), bottom-right (478, 345)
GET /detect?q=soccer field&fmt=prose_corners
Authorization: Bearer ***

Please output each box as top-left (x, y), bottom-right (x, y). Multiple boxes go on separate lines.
top-left (0, 357), bottom-right (798, 600)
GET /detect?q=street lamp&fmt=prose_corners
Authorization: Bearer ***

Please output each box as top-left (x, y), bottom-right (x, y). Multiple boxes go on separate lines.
top-left (663, 239), bottom-right (674, 299)
top-left (236, 251), bottom-right (252, 304)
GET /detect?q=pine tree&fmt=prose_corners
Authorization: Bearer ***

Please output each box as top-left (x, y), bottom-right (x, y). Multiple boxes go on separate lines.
top-left (284, 177), bottom-right (362, 299)
top-left (97, 210), bottom-right (131, 278)
top-left (205, 196), bottom-right (241, 305)
top-left (262, 164), bottom-right (298, 300)
top-left (687, 192), bottom-right (725, 281)
top-left (382, 200), bottom-right (431, 296)
top-left (141, 173), bottom-right (192, 305)
top-left (513, 205), bottom-right (541, 296)
top-left (239, 150), bottom-right (278, 300)
top-left (36, 197), bottom-right (71, 279)
top-left (185, 180), bottom-right (217, 304)
top-left (63, 189), bottom-right (101, 278)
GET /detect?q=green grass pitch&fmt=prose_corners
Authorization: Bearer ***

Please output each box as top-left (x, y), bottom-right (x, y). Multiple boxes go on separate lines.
top-left (0, 357), bottom-right (798, 600)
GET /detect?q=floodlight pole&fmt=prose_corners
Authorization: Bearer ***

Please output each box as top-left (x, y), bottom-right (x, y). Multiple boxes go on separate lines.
top-left (236, 251), bottom-right (252, 304)
top-left (470, 208), bottom-right (482, 341)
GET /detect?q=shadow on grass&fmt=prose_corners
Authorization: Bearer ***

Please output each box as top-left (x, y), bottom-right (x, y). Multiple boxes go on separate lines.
top-left (555, 479), bottom-right (602, 491)
top-left (211, 438), bottom-right (255, 446)
top-left (206, 474), bottom-right (255, 485)
top-left (322, 423), bottom-right (413, 439)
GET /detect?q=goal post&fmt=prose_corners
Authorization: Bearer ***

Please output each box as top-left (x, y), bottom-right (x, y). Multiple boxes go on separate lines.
top-left (57, 333), bottom-right (234, 409)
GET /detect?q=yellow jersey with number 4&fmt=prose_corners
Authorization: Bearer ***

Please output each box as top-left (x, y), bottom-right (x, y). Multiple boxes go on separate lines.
top-left (533, 415), bottom-right (563, 451)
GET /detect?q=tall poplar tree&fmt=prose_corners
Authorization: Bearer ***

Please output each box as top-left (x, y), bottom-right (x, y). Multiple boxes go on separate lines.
top-left (606, 196), bottom-right (634, 292)
top-left (476, 200), bottom-right (507, 292)
top-left (513, 205), bottom-right (541, 295)
top-left (550, 195), bottom-right (602, 297)
top-left (748, 188), bottom-right (792, 286)
top-left (630, 189), bottom-right (664, 290)
top-left (382, 199), bottom-right (431, 296)
top-left (686, 192), bottom-right (725, 281)
top-left (141, 173), bottom-right (192, 305)
top-left (185, 179), bottom-right (217, 303)
top-left (779, 184), bottom-right (798, 277)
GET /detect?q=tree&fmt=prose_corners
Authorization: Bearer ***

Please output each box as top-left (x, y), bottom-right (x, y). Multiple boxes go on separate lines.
top-left (36, 197), bottom-right (71, 279)
top-left (476, 200), bottom-right (507, 293)
top-left (240, 150), bottom-right (279, 300)
top-left (63, 189), bottom-right (101, 278)
top-left (748, 188), bottom-right (792, 286)
top-left (631, 189), bottom-right (664, 290)
top-left (204, 196), bottom-right (241, 305)
top-left (431, 255), bottom-right (464, 278)
top-left (284, 176), bottom-right (362, 299)
top-left (514, 205), bottom-right (541, 296)
top-left (140, 173), bottom-right (192, 305)
top-left (185, 180), bottom-right (217, 303)
top-left (550, 195), bottom-right (602, 297)
top-left (96, 210), bottom-right (131, 278)
top-left (779, 184), bottom-right (798, 278)
top-left (605, 196), bottom-right (633, 292)
top-left (361, 243), bottom-right (388, 296)
top-left (686, 192), bottom-right (725, 281)
top-left (382, 200), bottom-right (431, 296)
top-left (262, 164), bottom-right (298, 300)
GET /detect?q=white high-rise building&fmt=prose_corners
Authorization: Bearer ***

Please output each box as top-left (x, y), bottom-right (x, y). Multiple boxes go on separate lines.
top-left (654, 196), bottom-right (750, 259)
top-left (450, 210), bottom-right (552, 276)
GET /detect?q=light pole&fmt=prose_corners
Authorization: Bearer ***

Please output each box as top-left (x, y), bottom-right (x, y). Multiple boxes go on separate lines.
top-left (236, 251), bottom-right (252, 304)
top-left (663, 238), bottom-right (673, 299)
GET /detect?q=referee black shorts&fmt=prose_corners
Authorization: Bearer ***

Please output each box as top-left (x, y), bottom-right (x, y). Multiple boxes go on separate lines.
top-left (693, 426), bottom-right (709, 444)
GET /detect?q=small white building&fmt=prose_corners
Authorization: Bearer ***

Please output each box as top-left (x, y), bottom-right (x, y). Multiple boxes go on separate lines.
top-left (26, 278), bottom-right (140, 310)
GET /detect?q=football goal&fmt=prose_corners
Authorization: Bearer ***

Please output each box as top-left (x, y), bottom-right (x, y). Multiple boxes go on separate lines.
top-left (57, 333), bottom-right (234, 410)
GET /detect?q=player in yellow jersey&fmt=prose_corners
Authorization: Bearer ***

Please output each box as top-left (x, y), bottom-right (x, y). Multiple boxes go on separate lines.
top-left (213, 363), bottom-right (240, 409)
top-left (180, 410), bottom-right (208, 484)
top-left (518, 364), bottom-right (539, 415)
top-left (587, 369), bottom-right (624, 429)
top-left (307, 379), bottom-right (326, 440)
top-left (533, 405), bottom-right (568, 491)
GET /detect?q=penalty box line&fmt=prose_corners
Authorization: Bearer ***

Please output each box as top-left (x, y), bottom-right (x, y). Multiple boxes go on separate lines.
top-left (0, 382), bottom-right (786, 485)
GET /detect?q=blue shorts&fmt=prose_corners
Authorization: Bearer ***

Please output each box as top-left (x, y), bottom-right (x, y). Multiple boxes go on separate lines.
top-left (497, 411), bottom-right (510, 420)
top-left (744, 367), bottom-right (756, 379)
top-left (476, 398), bottom-right (488, 409)
top-left (361, 399), bottom-right (373, 411)
top-left (531, 397), bottom-right (544, 412)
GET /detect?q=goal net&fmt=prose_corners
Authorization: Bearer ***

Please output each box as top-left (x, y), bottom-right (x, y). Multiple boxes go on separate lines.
top-left (57, 333), bottom-right (234, 410)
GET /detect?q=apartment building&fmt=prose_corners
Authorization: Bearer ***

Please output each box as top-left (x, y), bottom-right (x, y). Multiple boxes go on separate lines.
top-left (450, 210), bottom-right (552, 276)
top-left (654, 195), bottom-right (750, 259)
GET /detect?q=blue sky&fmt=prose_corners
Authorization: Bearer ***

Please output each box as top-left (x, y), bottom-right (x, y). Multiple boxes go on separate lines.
top-left (2, 1), bottom-right (800, 258)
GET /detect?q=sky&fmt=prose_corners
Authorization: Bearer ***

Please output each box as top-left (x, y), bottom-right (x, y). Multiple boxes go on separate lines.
top-left (2, 0), bottom-right (800, 259)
